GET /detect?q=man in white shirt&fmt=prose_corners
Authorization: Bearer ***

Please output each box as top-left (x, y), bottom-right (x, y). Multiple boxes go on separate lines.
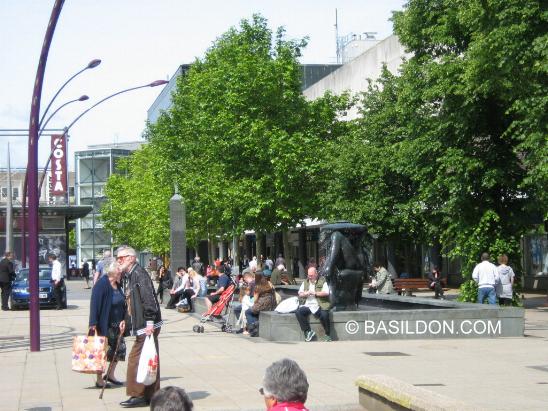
top-left (472, 252), bottom-right (500, 305)
top-left (295, 267), bottom-right (332, 342)
top-left (166, 267), bottom-right (188, 309)
top-left (48, 254), bottom-right (64, 310)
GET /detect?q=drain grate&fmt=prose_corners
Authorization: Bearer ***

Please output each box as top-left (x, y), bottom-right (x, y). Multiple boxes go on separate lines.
top-left (364, 351), bottom-right (410, 357)
top-left (413, 383), bottom-right (446, 387)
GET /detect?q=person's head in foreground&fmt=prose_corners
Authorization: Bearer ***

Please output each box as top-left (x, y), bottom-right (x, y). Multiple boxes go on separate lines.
top-left (260, 358), bottom-right (309, 410)
top-left (150, 386), bottom-right (193, 411)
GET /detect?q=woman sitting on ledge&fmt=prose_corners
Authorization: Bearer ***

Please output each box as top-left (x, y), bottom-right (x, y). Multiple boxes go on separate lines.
top-left (245, 273), bottom-right (275, 336)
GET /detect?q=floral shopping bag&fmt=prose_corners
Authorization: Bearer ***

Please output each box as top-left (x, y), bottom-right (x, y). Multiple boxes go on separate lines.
top-left (71, 332), bottom-right (107, 374)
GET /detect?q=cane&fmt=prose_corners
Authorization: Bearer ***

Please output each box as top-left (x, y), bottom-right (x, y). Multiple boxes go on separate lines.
top-left (99, 331), bottom-right (123, 400)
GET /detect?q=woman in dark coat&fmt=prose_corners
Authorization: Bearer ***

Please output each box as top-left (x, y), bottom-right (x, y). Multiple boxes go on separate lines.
top-left (89, 258), bottom-right (126, 388)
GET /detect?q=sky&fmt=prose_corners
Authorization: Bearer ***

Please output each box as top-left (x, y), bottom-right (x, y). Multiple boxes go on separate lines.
top-left (0, 0), bottom-right (406, 169)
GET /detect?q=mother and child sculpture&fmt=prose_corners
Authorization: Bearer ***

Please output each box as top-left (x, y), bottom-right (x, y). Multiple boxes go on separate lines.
top-left (319, 221), bottom-right (372, 311)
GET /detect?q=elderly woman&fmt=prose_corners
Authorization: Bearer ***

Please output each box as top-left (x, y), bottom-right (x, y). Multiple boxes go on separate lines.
top-left (260, 358), bottom-right (309, 411)
top-left (89, 258), bottom-right (126, 388)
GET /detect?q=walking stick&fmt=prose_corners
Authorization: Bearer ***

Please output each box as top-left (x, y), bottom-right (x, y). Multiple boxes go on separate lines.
top-left (99, 331), bottom-right (123, 400)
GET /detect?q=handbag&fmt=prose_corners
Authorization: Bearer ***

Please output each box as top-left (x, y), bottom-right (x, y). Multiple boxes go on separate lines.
top-left (71, 330), bottom-right (107, 374)
top-left (136, 335), bottom-right (158, 385)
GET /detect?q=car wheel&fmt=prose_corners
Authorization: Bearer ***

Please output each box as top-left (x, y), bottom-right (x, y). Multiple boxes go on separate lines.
top-left (62, 291), bottom-right (68, 309)
top-left (9, 296), bottom-right (17, 310)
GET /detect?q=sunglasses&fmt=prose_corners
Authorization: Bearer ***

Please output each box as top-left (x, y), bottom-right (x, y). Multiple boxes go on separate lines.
top-left (116, 255), bottom-right (130, 261)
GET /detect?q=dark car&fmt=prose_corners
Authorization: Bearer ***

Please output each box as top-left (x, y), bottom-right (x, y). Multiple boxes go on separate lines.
top-left (10, 266), bottom-right (67, 310)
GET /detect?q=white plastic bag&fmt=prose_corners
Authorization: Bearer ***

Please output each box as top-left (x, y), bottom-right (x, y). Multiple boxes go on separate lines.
top-left (136, 335), bottom-right (158, 385)
top-left (275, 296), bottom-right (299, 314)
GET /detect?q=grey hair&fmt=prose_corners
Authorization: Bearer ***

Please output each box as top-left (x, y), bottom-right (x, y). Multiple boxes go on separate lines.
top-left (104, 258), bottom-right (118, 277)
top-left (263, 358), bottom-right (308, 403)
top-left (116, 245), bottom-right (137, 257)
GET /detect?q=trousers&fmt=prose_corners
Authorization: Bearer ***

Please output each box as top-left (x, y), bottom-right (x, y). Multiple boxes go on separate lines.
top-left (126, 329), bottom-right (160, 400)
top-left (295, 306), bottom-right (330, 336)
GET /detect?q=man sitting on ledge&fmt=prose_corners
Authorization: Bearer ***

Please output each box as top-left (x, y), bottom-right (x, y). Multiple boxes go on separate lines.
top-left (295, 267), bottom-right (332, 342)
top-left (205, 268), bottom-right (230, 312)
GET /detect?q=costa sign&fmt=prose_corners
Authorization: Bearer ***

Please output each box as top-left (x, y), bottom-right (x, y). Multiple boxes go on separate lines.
top-left (50, 134), bottom-right (67, 195)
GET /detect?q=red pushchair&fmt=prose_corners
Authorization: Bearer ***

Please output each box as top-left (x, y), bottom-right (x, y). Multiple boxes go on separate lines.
top-left (192, 282), bottom-right (236, 333)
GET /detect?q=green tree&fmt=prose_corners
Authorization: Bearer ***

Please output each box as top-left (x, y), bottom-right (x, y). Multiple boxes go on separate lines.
top-left (104, 14), bottom-right (349, 251)
top-left (148, 15), bottom-right (349, 234)
top-left (102, 144), bottom-right (172, 255)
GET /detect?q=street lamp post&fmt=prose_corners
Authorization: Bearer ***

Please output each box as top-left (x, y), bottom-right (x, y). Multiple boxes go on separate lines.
top-left (27, 0), bottom-right (65, 352)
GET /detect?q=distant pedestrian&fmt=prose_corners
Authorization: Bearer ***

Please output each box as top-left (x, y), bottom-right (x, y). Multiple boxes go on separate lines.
top-left (274, 253), bottom-right (286, 268)
top-left (48, 254), bottom-right (64, 310)
top-left (472, 252), bottom-right (500, 305)
top-left (0, 251), bottom-right (15, 311)
top-left (428, 266), bottom-right (445, 299)
top-left (191, 256), bottom-right (203, 276)
top-left (372, 262), bottom-right (393, 294)
top-left (82, 258), bottom-right (90, 289)
top-left (496, 254), bottom-right (515, 306)
top-left (93, 250), bottom-right (112, 284)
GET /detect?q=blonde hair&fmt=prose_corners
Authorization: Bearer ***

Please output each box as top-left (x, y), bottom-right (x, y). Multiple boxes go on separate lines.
top-left (187, 267), bottom-right (197, 277)
top-left (498, 254), bottom-right (509, 265)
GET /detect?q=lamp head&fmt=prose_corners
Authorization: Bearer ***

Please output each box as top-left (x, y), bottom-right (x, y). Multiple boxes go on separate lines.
top-left (148, 80), bottom-right (169, 87)
top-left (87, 59), bottom-right (101, 69)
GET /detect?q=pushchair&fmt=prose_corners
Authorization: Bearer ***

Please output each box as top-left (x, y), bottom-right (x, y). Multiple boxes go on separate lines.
top-left (192, 280), bottom-right (237, 333)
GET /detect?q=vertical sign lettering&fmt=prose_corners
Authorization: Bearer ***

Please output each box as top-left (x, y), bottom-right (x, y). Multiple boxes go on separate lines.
top-left (50, 134), bottom-right (67, 195)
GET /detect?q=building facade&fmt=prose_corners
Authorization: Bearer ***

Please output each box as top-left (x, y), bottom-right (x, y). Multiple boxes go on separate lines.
top-left (74, 142), bottom-right (141, 267)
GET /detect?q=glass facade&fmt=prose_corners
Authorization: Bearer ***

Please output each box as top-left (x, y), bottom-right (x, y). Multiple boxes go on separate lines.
top-left (75, 148), bottom-right (133, 266)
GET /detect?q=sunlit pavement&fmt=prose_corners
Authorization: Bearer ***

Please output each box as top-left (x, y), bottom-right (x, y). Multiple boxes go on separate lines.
top-left (1, 279), bottom-right (547, 410)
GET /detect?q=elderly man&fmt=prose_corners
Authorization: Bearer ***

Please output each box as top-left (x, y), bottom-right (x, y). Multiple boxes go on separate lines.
top-left (295, 267), bottom-right (331, 342)
top-left (260, 358), bottom-right (309, 411)
top-left (116, 246), bottom-right (162, 408)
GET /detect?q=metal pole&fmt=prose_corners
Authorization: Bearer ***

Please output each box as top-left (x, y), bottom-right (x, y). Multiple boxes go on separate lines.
top-left (6, 143), bottom-right (13, 253)
top-left (27, 0), bottom-right (65, 352)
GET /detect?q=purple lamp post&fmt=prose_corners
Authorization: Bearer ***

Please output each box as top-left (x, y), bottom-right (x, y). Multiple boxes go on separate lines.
top-left (27, 0), bottom-right (65, 352)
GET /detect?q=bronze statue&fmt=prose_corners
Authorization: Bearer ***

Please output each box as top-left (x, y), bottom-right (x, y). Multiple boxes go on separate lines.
top-left (320, 222), bottom-right (371, 310)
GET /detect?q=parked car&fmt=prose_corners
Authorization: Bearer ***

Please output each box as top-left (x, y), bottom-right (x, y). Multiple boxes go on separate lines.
top-left (10, 266), bottom-right (67, 310)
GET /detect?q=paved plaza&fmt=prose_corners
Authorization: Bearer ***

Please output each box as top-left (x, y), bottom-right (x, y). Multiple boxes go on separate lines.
top-left (1, 280), bottom-right (547, 411)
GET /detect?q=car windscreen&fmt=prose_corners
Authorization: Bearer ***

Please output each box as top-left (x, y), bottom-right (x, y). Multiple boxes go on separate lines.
top-left (16, 269), bottom-right (52, 281)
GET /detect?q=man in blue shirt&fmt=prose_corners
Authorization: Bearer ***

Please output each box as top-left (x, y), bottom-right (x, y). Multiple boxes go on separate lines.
top-left (205, 271), bottom-right (231, 311)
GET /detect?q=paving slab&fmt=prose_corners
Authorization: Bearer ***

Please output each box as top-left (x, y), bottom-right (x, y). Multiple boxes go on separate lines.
top-left (1, 282), bottom-right (547, 410)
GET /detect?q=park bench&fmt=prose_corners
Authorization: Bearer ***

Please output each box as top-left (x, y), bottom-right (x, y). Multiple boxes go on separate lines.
top-left (393, 277), bottom-right (446, 296)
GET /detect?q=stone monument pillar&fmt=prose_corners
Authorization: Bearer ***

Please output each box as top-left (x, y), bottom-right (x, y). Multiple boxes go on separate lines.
top-left (169, 188), bottom-right (186, 271)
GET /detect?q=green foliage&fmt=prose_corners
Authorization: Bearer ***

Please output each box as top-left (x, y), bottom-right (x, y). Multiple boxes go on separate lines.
top-left (457, 279), bottom-right (478, 303)
top-left (103, 14), bottom-right (348, 251)
top-left (101, 145), bottom-right (172, 255)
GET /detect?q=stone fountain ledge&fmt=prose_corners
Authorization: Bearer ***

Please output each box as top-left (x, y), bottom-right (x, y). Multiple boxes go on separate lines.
top-left (259, 293), bottom-right (524, 341)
